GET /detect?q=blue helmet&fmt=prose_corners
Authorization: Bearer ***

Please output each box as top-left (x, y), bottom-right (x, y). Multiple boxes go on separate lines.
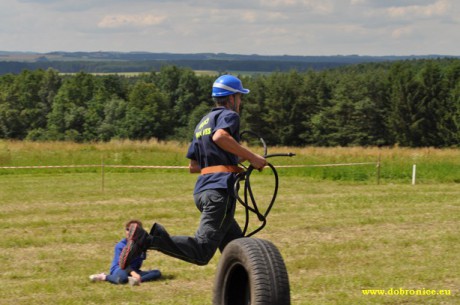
top-left (212, 75), bottom-right (250, 97)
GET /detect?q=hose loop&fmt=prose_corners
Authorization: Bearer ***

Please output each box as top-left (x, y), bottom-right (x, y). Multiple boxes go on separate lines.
top-left (235, 131), bottom-right (294, 237)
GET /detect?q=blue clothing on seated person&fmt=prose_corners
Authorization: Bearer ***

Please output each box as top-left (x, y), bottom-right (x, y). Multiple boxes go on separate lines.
top-left (106, 238), bottom-right (161, 284)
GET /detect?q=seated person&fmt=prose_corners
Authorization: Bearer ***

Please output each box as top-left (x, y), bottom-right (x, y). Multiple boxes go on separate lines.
top-left (89, 220), bottom-right (161, 286)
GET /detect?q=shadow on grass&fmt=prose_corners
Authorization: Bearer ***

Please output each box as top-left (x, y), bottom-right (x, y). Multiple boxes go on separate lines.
top-left (156, 274), bottom-right (176, 282)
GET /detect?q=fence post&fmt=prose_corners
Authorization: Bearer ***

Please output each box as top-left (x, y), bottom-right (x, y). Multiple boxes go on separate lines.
top-left (101, 156), bottom-right (105, 192)
top-left (412, 164), bottom-right (416, 185)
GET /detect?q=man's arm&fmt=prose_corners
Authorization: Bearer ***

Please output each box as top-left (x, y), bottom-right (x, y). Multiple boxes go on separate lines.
top-left (212, 129), bottom-right (267, 170)
top-left (189, 159), bottom-right (201, 173)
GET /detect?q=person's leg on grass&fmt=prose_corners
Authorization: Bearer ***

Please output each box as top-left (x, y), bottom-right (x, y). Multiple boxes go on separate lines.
top-left (105, 268), bottom-right (129, 284)
top-left (139, 270), bottom-right (162, 282)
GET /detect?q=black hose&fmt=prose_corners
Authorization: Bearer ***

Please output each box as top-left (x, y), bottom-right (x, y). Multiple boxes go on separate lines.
top-left (235, 131), bottom-right (294, 237)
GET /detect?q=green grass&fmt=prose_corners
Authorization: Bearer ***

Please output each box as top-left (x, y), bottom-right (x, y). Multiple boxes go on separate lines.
top-left (0, 141), bottom-right (459, 304)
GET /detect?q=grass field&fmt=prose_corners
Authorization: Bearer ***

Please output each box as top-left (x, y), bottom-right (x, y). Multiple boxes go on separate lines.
top-left (0, 141), bottom-right (459, 305)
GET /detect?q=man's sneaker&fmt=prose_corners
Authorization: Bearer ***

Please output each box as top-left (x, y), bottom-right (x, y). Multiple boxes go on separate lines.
top-left (119, 223), bottom-right (148, 269)
top-left (89, 273), bottom-right (106, 282)
top-left (128, 276), bottom-right (141, 286)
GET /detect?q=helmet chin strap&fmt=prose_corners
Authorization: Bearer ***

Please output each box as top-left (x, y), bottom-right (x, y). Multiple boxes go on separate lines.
top-left (228, 95), bottom-right (238, 112)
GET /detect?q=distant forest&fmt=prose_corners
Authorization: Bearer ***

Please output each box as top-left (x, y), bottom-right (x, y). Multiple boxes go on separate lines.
top-left (0, 58), bottom-right (459, 147)
top-left (1, 51), bottom-right (458, 74)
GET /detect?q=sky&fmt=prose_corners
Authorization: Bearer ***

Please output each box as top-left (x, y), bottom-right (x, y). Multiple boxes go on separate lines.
top-left (1, 0), bottom-right (459, 56)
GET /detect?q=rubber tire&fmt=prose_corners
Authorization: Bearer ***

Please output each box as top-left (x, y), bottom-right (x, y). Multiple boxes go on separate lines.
top-left (213, 237), bottom-right (290, 305)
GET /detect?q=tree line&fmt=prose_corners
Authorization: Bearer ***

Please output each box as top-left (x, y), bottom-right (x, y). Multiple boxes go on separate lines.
top-left (0, 59), bottom-right (459, 147)
top-left (0, 59), bottom-right (349, 75)
top-left (4, 51), bottom-right (436, 75)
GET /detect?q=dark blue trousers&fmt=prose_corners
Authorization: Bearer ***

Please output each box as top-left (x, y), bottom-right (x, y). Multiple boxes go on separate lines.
top-left (148, 189), bottom-right (242, 265)
top-left (106, 268), bottom-right (161, 284)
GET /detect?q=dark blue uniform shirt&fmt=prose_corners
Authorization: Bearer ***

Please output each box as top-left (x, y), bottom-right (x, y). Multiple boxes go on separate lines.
top-left (186, 107), bottom-right (240, 194)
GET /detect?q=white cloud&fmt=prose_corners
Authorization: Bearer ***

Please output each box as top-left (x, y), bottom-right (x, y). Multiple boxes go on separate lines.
top-left (241, 11), bottom-right (258, 23)
top-left (391, 26), bottom-right (414, 39)
top-left (98, 14), bottom-right (167, 29)
top-left (258, 0), bottom-right (334, 14)
top-left (0, 0), bottom-right (459, 55)
top-left (386, 0), bottom-right (451, 18)
top-left (350, 0), bottom-right (366, 5)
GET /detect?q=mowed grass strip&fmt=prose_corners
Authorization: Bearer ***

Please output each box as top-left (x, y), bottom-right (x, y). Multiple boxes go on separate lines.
top-left (0, 170), bottom-right (458, 305)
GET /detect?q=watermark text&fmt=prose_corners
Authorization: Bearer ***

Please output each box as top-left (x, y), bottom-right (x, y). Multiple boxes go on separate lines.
top-left (362, 288), bottom-right (452, 296)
